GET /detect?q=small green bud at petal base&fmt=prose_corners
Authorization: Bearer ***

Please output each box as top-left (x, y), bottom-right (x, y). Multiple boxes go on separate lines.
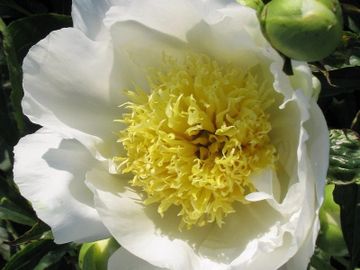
top-left (237, 0), bottom-right (264, 13)
top-left (260, 0), bottom-right (343, 61)
top-left (79, 238), bottom-right (119, 270)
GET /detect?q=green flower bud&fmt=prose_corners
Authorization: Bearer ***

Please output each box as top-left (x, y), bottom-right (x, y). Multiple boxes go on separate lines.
top-left (260, 0), bottom-right (343, 61)
top-left (237, 0), bottom-right (264, 13)
top-left (79, 238), bottom-right (119, 270)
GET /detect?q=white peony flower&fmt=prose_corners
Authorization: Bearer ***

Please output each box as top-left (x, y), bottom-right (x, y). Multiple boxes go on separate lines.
top-left (13, 0), bottom-right (329, 269)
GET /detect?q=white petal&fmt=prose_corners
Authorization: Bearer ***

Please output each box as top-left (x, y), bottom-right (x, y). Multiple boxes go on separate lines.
top-left (87, 166), bottom-right (302, 270)
top-left (104, 0), bottom-right (271, 74)
top-left (72, 0), bottom-right (244, 41)
top-left (183, 3), bottom-right (300, 111)
top-left (108, 248), bottom-right (166, 270)
top-left (86, 167), bottom-right (202, 270)
top-left (245, 192), bottom-right (272, 202)
top-left (201, 204), bottom-right (297, 269)
top-left (22, 28), bottom-right (120, 157)
top-left (304, 100), bottom-right (329, 206)
top-left (230, 231), bottom-right (296, 270)
top-left (282, 215), bottom-right (320, 270)
top-left (246, 168), bottom-right (281, 202)
top-left (186, 5), bottom-right (271, 69)
top-left (242, 90), bottom-right (326, 268)
top-left (13, 129), bottom-right (109, 243)
top-left (283, 96), bottom-right (327, 265)
top-left (274, 91), bottom-right (327, 267)
top-left (102, 0), bottom-right (260, 45)
top-left (73, 0), bottom-right (213, 41)
top-left (108, 20), bottom-right (188, 92)
top-left (289, 61), bottom-right (315, 98)
top-left (71, 0), bottom-right (118, 40)
top-left (269, 94), bottom-right (305, 201)
top-left (104, 0), bottom-right (201, 42)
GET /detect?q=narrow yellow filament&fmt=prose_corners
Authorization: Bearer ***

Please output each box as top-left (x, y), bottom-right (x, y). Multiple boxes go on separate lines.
top-left (114, 54), bottom-right (277, 229)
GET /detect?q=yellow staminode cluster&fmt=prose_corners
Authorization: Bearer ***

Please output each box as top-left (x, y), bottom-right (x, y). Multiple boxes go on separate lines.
top-left (115, 54), bottom-right (277, 229)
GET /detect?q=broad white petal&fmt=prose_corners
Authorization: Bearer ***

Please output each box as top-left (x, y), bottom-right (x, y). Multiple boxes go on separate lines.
top-left (87, 166), bottom-right (303, 270)
top-left (273, 92), bottom-right (326, 268)
top-left (268, 94), bottom-right (305, 203)
top-left (304, 101), bottom-right (329, 206)
top-left (246, 168), bottom-right (281, 202)
top-left (108, 20), bottom-right (188, 92)
top-left (87, 167), bottom-right (211, 270)
top-left (282, 96), bottom-right (327, 268)
top-left (184, 4), bottom-right (302, 109)
top-left (282, 214), bottom-right (320, 270)
top-left (71, 0), bottom-right (119, 40)
top-left (245, 192), bottom-right (272, 202)
top-left (72, 0), bottom-right (201, 41)
top-left (22, 28), bottom-right (121, 158)
top-left (290, 61), bottom-right (315, 98)
top-left (108, 248), bottom-right (166, 270)
top-left (73, 0), bottom-right (215, 41)
top-left (244, 90), bottom-right (326, 268)
top-left (104, 0), bottom-right (272, 74)
top-left (104, 0), bottom-right (201, 42)
top-left (13, 129), bottom-right (109, 243)
top-left (186, 5), bottom-right (271, 69)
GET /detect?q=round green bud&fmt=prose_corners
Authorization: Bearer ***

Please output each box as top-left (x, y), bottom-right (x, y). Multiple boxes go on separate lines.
top-left (237, 0), bottom-right (264, 13)
top-left (79, 238), bottom-right (119, 270)
top-left (260, 0), bottom-right (343, 61)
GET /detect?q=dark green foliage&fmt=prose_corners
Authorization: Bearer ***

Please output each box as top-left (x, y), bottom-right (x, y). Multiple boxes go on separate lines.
top-left (334, 184), bottom-right (360, 269)
top-left (0, 14), bottom-right (72, 135)
top-left (328, 130), bottom-right (360, 185)
top-left (325, 130), bottom-right (360, 269)
top-left (0, 1), bottom-right (76, 269)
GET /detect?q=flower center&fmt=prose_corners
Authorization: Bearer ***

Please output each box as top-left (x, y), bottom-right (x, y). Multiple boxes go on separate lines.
top-left (114, 54), bottom-right (277, 229)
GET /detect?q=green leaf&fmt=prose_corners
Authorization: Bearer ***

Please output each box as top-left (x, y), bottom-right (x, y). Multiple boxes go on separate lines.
top-left (0, 14), bottom-right (72, 135)
top-left (9, 221), bottom-right (52, 245)
top-left (34, 244), bottom-right (73, 270)
top-left (343, 3), bottom-right (360, 15)
top-left (342, 1), bottom-right (360, 34)
top-left (333, 184), bottom-right (360, 268)
top-left (317, 184), bottom-right (347, 256)
top-left (322, 32), bottom-right (360, 68)
top-left (0, 138), bottom-right (11, 171)
top-left (0, 33), bottom-right (19, 146)
top-left (328, 129), bottom-right (360, 184)
top-left (0, 0), bottom-right (32, 16)
top-left (0, 6), bottom-right (23, 21)
top-left (327, 129), bottom-right (360, 267)
top-left (0, 197), bottom-right (35, 225)
top-left (0, 173), bottom-right (35, 219)
top-left (352, 111), bottom-right (360, 134)
top-left (0, 17), bottom-right (24, 134)
top-left (308, 248), bottom-right (335, 270)
top-left (3, 240), bottom-right (55, 270)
